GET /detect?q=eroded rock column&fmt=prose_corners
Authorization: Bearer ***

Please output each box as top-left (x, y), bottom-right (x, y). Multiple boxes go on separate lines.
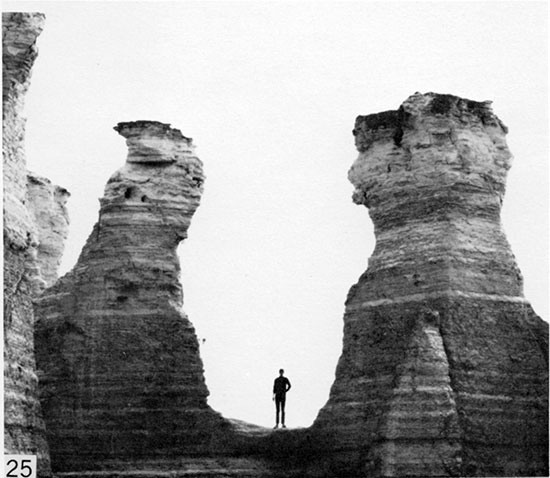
top-left (3, 12), bottom-right (53, 476)
top-left (312, 93), bottom-right (548, 477)
top-left (35, 121), bottom-right (226, 471)
top-left (26, 173), bottom-right (70, 289)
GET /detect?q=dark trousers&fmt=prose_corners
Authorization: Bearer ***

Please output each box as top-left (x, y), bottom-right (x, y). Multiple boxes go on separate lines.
top-left (275, 394), bottom-right (286, 425)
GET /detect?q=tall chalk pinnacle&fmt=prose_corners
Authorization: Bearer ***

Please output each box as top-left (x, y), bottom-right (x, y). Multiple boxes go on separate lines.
top-left (312, 92), bottom-right (548, 477)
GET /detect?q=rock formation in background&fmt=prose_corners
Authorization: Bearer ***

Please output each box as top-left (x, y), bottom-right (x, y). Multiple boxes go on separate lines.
top-left (26, 173), bottom-right (70, 289)
top-left (34, 121), bottom-right (229, 471)
top-left (311, 92), bottom-right (548, 477)
top-left (3, 12), bottom-right (54, 476)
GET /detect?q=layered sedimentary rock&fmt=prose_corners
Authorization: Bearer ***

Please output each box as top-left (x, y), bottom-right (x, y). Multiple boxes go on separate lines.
top-left (312, 93), bottom-right (548, 477)
top-left (34, 121), bottom-right (228, 472)
top-left (3, 12), bottom-right (53, 476)
top-left (26, 173), bottom-right (71, 289)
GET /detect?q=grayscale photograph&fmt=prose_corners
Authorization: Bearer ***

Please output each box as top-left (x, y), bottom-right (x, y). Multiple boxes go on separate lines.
top-left (3, 1), bottom-right (548, 477)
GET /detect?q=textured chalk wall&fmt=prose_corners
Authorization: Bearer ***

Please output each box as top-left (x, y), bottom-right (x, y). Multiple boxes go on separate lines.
top-left (312, 93), bottom-right (548, 477)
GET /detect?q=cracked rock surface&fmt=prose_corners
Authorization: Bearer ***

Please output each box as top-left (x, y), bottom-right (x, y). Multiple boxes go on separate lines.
top-left (311, 92), bottom-right (548, 477)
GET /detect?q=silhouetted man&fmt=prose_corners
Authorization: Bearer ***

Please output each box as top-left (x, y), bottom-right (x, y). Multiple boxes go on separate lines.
top-left (272, 368), bottom-right (291, 428)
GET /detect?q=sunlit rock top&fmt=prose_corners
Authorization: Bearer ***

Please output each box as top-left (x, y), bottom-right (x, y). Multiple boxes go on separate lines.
top-left (114, 120), bottom-right (193, 163)
top-left (350, 91), bottom-right (511, 209)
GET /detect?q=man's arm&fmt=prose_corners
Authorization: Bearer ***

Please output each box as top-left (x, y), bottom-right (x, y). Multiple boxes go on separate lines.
top-left (285, 378), bottom-right (291, 392)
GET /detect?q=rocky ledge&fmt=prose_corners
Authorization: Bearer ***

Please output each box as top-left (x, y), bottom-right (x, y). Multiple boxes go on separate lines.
top-left (311, 92), bottom-right (548, 477)
top-left (32, 120), bottom-right (324, 477)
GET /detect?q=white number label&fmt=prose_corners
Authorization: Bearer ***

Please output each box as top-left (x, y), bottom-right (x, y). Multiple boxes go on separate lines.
top-left (4, 456), bottom-right (36, 478)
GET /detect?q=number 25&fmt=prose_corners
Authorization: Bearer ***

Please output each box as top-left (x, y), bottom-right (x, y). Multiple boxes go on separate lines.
top-left (6, 459), bottom-right (33, 478)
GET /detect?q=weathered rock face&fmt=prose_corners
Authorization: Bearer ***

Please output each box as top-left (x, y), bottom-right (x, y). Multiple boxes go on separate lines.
top-left (3, 12), bottom-right (53, 476)
top-left (26, 173), bottom-right (70, 289)
top-left (312, 93), bottom-right (548, 477)
top-left (34, 121), bottom-right (228, 471)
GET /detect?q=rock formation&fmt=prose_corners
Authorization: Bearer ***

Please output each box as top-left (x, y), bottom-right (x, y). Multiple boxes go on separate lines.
top-left (3, 12), bottom-right (54, 477)
top-left (10, 35), bottom-right (546, 477)
top-left (26, 173), bottom-right (71, 289)
top-left (311, 92), bottom-right (548, 477)
top-left (34, 121), bottom-right (230, 472)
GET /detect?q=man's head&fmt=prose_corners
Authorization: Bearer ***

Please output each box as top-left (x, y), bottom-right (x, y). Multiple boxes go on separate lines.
top-left (279, 369), bottom-right (284, 376)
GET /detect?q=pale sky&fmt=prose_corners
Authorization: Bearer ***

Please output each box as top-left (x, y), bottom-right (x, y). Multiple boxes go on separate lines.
top-left (4, 1), bottom-right (548, 428)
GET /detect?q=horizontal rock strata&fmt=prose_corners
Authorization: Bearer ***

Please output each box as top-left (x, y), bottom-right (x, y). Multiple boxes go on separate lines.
top-left (311, 92), bottom-right (548, 477)
top-left (34, 121), bottom-right (228, 472)
top-left (3, 12), bottom-right (53, 477)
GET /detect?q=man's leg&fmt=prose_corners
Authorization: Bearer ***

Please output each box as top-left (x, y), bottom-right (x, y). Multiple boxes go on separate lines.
top-left (281, 396), bottom-right (286, 427)
top-left (275, 397), bottom-right (280, 427)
